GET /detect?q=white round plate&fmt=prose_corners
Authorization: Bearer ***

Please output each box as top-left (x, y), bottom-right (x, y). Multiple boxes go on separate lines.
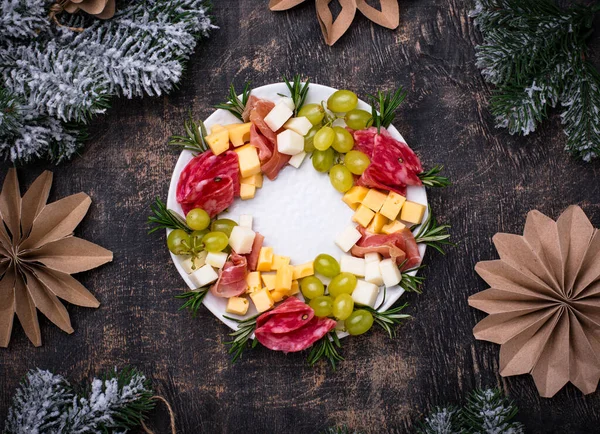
top-left (167, 83), bottom-right (427, 333)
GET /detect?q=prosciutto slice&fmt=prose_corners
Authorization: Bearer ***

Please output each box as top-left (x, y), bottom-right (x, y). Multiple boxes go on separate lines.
top-left (351, 226), bottom-right (421, 271)
top-left (255, 297), bottom-right (336, 353)
top-left (245, 232), bottom-right (264, 272)
top-left (250, 124), bottom-right (273, 163)
top-left (210, 253), bottom-right (248, 298)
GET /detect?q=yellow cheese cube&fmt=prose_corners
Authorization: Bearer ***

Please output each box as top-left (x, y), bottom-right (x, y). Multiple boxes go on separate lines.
top-left (246, 271), bottom-right (262, 293)
top-left (380, 191), bottom-right (407, 221)
top-left (226, 296), bottom-right (250, 315)
top-left (381, 220), bottom-right (406, 235)
top-left (261, 273), bottom-right (277, 291)
top-left (289, 280), bottom-right (300, 295)
top-left (270, 289), bottom-right (288, 303)
top-left (352, 204), bottom-right (376, 228)
top-left (204, 129), bottom-right (230, 156)
top-left (250, 288), bottom-right (274, 313)
top-left (400, 201), bottom-right (426, 225)
top-left (257, 247), bottom-right (274, 272)
top-left (234, 144), bottom-right (261, 178)
top-left (275, 264), bottom-right (294, 291)
top-left (240, 183), bottom-right (256, 200)
top-left (342, 186), bottom-right (369, 210)
top-left (225, 122), bottom-right (252, 147)
top-left (241, 173), bottom-right (263, 188)
top-left (211, 124), bottom-right (225, 133)
top-left (292, 262), bottom-right (314, 280)
top-left (366, 212), bottom-right (388, 234)
top-left (271, 255), bottom-right (290, 270)
top-left (362, 189), bottom-right (388, 212)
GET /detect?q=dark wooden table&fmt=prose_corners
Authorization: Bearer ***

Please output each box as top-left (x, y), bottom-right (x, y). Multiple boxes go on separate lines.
top-left (2, 1), bottom-right (600, 432)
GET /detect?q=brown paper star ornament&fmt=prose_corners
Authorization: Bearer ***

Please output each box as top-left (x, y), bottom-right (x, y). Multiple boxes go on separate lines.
top-left (0, 169), bottom-right (112, 348)
top-left (469, 206), bottom-right (600, 398)
top-left (269, 0), bottom-right (399, 46)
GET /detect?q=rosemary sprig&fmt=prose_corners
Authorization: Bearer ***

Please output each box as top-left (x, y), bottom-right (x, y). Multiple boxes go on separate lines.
top-left (419, 165), bottom-right (451, 188)
top-left (214, 82), bottom-right (252, 121)
top-left (168, 113), bottom-right (209, 153)
top-left (282, 74), bottom-right (309, 116)
top-left (400, 266), bottom-right (426, 293)
top-left (307, 331), bottom-right (344, 370)
top-left (413, 209), bottom-right (453, 254)
top-left (175, 288), bottom-right (209, 317)
top-left (147, 197), bottom-right (190, 234)
top-left (368, 86), bottom-right (407, 132)
top-left (223, 314), bottom-right (260, 362)
top-left (364, 303), bottom-right (411, 338)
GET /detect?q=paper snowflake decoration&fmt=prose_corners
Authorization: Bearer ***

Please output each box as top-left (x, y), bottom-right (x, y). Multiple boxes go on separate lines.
top-left (469, 206), bottom-right (600, 397)
top-left (0, 169), bottom-right (112, 347)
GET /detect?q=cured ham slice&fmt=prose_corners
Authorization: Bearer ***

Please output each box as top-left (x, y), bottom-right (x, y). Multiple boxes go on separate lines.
top-left (351, 226), bottom-right (421, 271)
top-left (255, 297), bottom-right (336, 352)
top-left (249, 98), bottom-right (278, 145)
top-left (245, 232), bottom-right (264, 272)
top-left (261, 150), bottom-right (291, 181)
top-left (250, 124), bottom-right (273, 163)
top-left (210, 253), bottom-right (248, 298)
top-left (176, 150), bottom-right (240, 217)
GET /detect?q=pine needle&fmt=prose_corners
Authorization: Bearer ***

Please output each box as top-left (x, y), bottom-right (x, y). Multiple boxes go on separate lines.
top-left (214, 82), bottom-right (252, 121)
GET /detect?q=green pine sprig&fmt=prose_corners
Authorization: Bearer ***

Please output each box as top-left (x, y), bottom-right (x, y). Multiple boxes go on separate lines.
top-left (168, 112), bottom-right (209, 153)
top-left (413, 209), bottom-right (453, 254)
top-left (419, 166), bottom-right (451, 188)
top-left (214, 82), bottom-right (252, 121)
top-left (282, 74), bottom-right (310, 116)
top-left (368, 86), bottom-right (407, 132)
top-left (223, 314), bottom-right (260, 362)
top-left (307, 331), bottom-right (344, 370)
top-left (364, 303), bottom-right (411, 338)
top-left (175, 288), bottom-right (209, 317)
top-left (147, 197), bottom-right (191, 234)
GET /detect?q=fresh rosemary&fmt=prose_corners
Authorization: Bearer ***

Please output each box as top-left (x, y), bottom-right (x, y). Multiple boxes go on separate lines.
top-left (147, 197), bottom-right (190, 234)
top-left (413, 209), bottom-right (453, 254)
top-left (307, 331), bottom-right (344, 370)
top-left (168, 113), bottom-right (209, 153)
top-left (364, 303), bottom-right (410, 338)
top-left (419, 166), bottom-right (451, 188)
top-left (400, 266), bottom-right (426, 294)
top-left (214, 82), bottom-right (252, 121)
top-left (223, 314), bottom-right (260, 362)
top-left (282, 74), bottom-right (309, 116)
top-left (368, 86), bottom-right (407, 132)
top-left (175, 288), bottom-right (209, 317)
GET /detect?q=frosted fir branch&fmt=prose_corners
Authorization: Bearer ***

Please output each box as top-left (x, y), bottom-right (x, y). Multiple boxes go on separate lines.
top-left (417, 406), bottom-right (462, 434)
top-left (462, 389), bottom-right (524, 434)
top-left (0, 0), bottom-right (48, 40)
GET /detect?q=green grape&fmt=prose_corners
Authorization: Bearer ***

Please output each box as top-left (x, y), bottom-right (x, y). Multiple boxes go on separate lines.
top-left (298, 103), bottom-right (325, 126)
top-left (300, 276), bottom-right (325, 299)
top-left (313, 126), bottom-right (335, 151)
top-left (331, 126), bottom-right (354, 153)
top-left (332, 294), bottom-right (354, 321)
top-left (344, 150), bottom-right (370, 175)
top-left (185, 208), bottom-right (211, 231)
top-left (210, 219), bottom-right (237, 237)
top-left (327, 90), bottom-right (358, 113)
top-left (190, 229), bottom-right (209, 245)
top-left (309, 296), bottom-right (334, 317)
top-left (328, 272), bottom-right (357, 298)
top-left (201, 231), bottom-right (229, 252)
top-left (344, 109), bottom-right (373, 130)
top-left (329, 164), bottom-right (354, 193)
top-left (304, 125), bottom-right (320, 153)
top-left (167, 229), bottom-right (190, 255)
top-left (345, 309), bottom-right (374, 335)
top-left (312, 148), bottom-right (335, 173)
top-left (314, 253), bottom-right (340, 278)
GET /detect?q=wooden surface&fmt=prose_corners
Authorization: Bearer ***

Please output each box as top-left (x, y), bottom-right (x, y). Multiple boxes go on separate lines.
top-left (1, 1), bottom-right (600, 432)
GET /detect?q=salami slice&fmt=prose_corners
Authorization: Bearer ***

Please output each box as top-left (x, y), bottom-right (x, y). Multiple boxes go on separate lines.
top-left (357, 168), bottom-right (407, 197)
top-left (255, 316), bottom-right (336, 353)
top-left (210, 253), bottom-right (248, 297)
top-left (369, 133), bottom-right (422, 186)
top-left (351, 226), bottom-right (421, 270)
top-left (256, 297), bottom-right (313, 329)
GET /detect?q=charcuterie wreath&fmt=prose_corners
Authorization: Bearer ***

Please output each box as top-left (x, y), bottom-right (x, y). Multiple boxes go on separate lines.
top-left (148, 76), bottom-right (452, 368)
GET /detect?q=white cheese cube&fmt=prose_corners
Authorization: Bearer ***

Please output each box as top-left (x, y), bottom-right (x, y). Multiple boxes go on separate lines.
top-left (180, 251), bottom-right (207, 274)
top-left (364, 261), bottom-right (384, 287)
top-left (340, 255), bottom-right (365, 277)
top-left (277, 129), bottom-right (304, 155)
top-left (206, 251), bottom-right (228, 269)
top-left (228, 226), bottom-right (256, 254)
top-left (239, 214), bottom-right (253, 229)
top-left (315, 273), bottom-right (332, 287)
top-left (288, 151), bottom-right (307, 168)
top-left (364, 252), bottom-right (381, 264)
top-left (189, 264), bottom-right (219, 287)
top-left (335, 225), bottom-right (362, 252)
top-left (278, 97), bottom-right (295, 111)
top-left (283, 117), bottom-right (313, 136)
top-left (352, 280), bottom-right (380, 308)
top-left (264, 102), bottom-right (293, 132)
top-left (379, 258), bottom-right (401, 287)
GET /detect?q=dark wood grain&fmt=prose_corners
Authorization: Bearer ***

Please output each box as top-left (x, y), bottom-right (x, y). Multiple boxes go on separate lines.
top-left (1, 1), bottom-right (600, 432)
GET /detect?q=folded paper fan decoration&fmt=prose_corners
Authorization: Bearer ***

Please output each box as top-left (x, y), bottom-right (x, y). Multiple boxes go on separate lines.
top-left (469, 206), bottom-right (600, 398)
top-left (61, 0), bottom-right (116, 19)
top-left (269, 0), bottom-right (400, 45)
top-left (0, 169), bottom-right (113, 348)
